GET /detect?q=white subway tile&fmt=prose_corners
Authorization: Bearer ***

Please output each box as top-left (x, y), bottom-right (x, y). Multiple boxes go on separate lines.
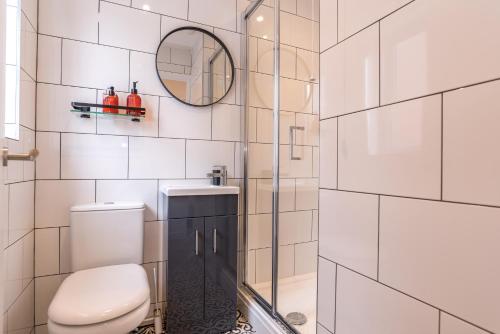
top-left (381, 0), bottom-right (500, 104)
top-left (317, 257), bottom-right (336, 332)
top-left (143, 221), bottom-right (167, 263)
top-left (280, 77), bottom-right (313, 113)
top-left (186, 140), bottom-right (235, 178)
top-left (35, 180), bottom-right (95, 228)
top-left (319, 190), bottom-right (379, 279)
top-left (280, 11), bottom-right (318, 52)
top-left (5, 240), bottom-right (24, 309)
top-left (96, 180), bottom-right (158, 222)
top-left (256, 178), bottom-right (295, 214)
top-left (255, 248), bottom-right (272, 284)
top-left (246, 250), bottom-right (256, 284)
top-left (97, 92), bottom-right (159, 137)
top-left (21, 0), bottom-right (38, 29)
top-left (62, 40), bottom-right (129, 91)
top-left (380, 197), bottom-right (500, 333)
top-left (338, 95), bottom-right (442, 199)
top-left (8, 181), bottom-right (34, 245)
top-left (61, 133), bottom-right (128, 179)
top-left (295, 241), bottom-right (317, 275)
top-left (59, 227), bottom-right (70, 274)
top-left (34, 228), bottom-right (59, 277)
top-left (296, 178), bottom-right (318, 210)
top-left (320, 0), bottom-right (337, 52)
top-left (21, 127), bottom-right (35, 180)
top-left (34, 275), bottom-right (65, 325)
top-left (39, 0), bottom-right (98, 42)
top-left (212, 104), bottom-right (241, 142)
top-left (36, 132), bottom-right (60, 180)
top-left (7, 281), bottom-right (34, 331)
top-left (297, 48), bottom-right (319, 82)
top-left (440, 313), bottom-right (488, 334)
top-left (37, 84), bottom-right (97, 133)
top-left (320, 23), bottom-right (379, 119)
top-left (319, 118), bottom-right (337, 189)
top-left (159, 97), bottom-right (211, 139)
top-left (37, 35), bottom-right (61, 84)
top-left (129, 137), bottom-right (185, 179)
top-left (280, 145), bottom-right (313, 178)
top-left (337, 267), bottom-right (438, 334)
top-left (161, 15), bottom-right (213, 39)
top-left (248, 214), bottom-right (272, 250)
top-left (99, 2), bottom-right (160, 53)
top-left (295, 113), bottom-right (319, 146)
top-left (443, 80), bottom-right (500, 206)
top-left (279, 211), bottom-right (312, 245)
top-left (297, 0), bottom-right (319, 21)
top-left (313, 146), bottom-right (319, 178)
top-left (20, 13), bottom-right (37, 79)
top-left (188, 0), bottom-right (237, 31)
top-left (132, 0), bottom-right (188, 19)
top-left (278, 245), bottom-right (294, 278)
top-left (338, 0), bottom-right (411, 40)
top-left (257, 109), bottom-right (295, 144)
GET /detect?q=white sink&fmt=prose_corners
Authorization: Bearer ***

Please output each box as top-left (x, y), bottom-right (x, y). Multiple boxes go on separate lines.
top-left (161, 185), bottom-right (240, 197)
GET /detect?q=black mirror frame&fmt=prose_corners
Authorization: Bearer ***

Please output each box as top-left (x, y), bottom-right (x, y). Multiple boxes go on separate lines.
top-left (155, 26), bottom-right (236, 108)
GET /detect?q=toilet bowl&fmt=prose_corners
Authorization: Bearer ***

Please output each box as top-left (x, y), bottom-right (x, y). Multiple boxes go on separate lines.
top-left (47, 202), bottom-right (150, 334)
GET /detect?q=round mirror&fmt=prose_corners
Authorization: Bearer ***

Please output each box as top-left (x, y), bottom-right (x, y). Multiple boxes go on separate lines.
top-left (156, 27), bottom-right (235, 107)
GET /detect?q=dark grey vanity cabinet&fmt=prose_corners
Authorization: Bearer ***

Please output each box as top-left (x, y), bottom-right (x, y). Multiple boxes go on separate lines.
top-left (165, 195), bottom-right (238, 334)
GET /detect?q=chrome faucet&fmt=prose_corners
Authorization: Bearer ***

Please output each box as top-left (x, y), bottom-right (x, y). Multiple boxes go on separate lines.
top-left (207, 165), bottom-right (227, 186)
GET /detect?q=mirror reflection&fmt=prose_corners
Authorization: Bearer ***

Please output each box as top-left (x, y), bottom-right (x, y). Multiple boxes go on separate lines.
top-left (156, 27), bottom-right (234, 107)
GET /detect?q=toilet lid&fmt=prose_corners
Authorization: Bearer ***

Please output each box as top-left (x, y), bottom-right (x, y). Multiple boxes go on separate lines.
top-left (48, 264), bottom-right (150, 326)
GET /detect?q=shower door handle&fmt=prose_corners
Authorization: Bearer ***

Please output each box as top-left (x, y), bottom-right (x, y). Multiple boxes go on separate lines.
top-left (289, 126), bottom-right (305, 160)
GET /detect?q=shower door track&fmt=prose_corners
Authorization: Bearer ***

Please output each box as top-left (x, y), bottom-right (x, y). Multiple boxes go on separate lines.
top-left (241, 1), bottom-right (300, 333)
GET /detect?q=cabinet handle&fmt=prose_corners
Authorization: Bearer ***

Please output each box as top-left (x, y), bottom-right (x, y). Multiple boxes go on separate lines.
top-left (213, 229), bottom-right (217, 254)
top-left (195, 229), bottom-right (199, 256)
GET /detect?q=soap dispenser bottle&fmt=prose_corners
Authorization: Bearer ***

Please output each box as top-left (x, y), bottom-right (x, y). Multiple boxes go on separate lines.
top-left (127, 81), bottom-right (142, 116)
top-left (103, 86), bottom-right (119, 113)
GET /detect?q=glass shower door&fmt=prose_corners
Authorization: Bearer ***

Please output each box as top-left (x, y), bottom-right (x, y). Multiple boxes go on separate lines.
top-left (243, 1), bottom-right (319, 333)
top-left (245, 0), bottom-right (276, 306)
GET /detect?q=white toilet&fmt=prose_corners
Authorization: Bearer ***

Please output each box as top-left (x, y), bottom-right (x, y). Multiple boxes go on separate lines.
top-left (47, 202), bottom-right (151, 334)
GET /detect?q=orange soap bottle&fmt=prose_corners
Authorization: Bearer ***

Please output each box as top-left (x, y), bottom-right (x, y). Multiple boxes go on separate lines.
top-left (103, 86), bottom-right (119, 113)
top-left (127, 81), bottom-right (142, 116)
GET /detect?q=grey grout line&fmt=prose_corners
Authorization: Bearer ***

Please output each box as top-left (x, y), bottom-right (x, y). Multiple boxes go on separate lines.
top-left (319, 75), bottom-right (500, 123)
top-left (321, 187), bottom-right (500, 211)
top-left (321, 256), bottom-right (495, 334)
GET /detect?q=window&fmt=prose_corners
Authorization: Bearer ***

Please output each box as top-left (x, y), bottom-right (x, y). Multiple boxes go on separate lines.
top-left (4, 0), bottom-right (21, 140)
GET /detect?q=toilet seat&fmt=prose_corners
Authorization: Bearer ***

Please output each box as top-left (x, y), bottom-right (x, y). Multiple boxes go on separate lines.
top-left (48, 264), bottom-right (150, 334)
top-left (47, 299), bottom-right (150, 334)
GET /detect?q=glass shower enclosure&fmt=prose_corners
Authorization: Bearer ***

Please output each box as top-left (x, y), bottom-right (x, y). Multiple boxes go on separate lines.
top-left (241, 1), bottom-right (319, 333)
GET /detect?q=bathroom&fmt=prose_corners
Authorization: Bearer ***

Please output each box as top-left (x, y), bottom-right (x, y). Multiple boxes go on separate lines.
top-left (0, 0), bottom-right (499, 333)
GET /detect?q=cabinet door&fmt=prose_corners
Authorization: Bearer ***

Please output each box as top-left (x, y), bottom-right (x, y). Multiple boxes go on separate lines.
top-left (167, 217), bottom-right (205, 333)
top-left (204, 215), bottom-right (238, 330)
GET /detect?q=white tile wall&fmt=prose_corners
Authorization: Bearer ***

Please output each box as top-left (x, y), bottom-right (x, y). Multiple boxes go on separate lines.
top-left (338, 95), bottom-right (442, 199)
top-left (99, 2), bottom-right (161, 53)
top-left (60, 133), bottom-right (129, 179)
top-left (35, 180), bottom-right (95, 228)
top-left (188, 0), bottom-right (237, 31)
top-left (186, 140), bottom-right (235, 178)
top-left (380, 0), bottom-right (500, 104)
top-left (317, 257), bottom-right (336, 332)
top-left (319, 1), bottom-right (500, 333)
top-left (36, 132), bottom-right (60, 179)
top-left (440, 313), bottom-right (489, 334)
top-left (37, 35), bottom-right (61, 84)
top-left (34, 228), bottom-right (59, 276)
top-left (443, 80), bottom-right (500, 206)
top-left (320, 23), bottom-right (379, 119)
top-left (39, 0), bottom-right (98, 42)
top-left (380, 197), bottom-right (500, 333)
top-left (319, 190), bottom-right (379, 279)
top-left (159, 97), bottom-right (211, 139)
top-left (129, 137), bottom-right (185, 179)
top-left (336, 267), bottom-right (439, 334)
top-left (62, 40), bottom-right (129, 91)
top-left (132, 0), bottom-right (188, 19)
